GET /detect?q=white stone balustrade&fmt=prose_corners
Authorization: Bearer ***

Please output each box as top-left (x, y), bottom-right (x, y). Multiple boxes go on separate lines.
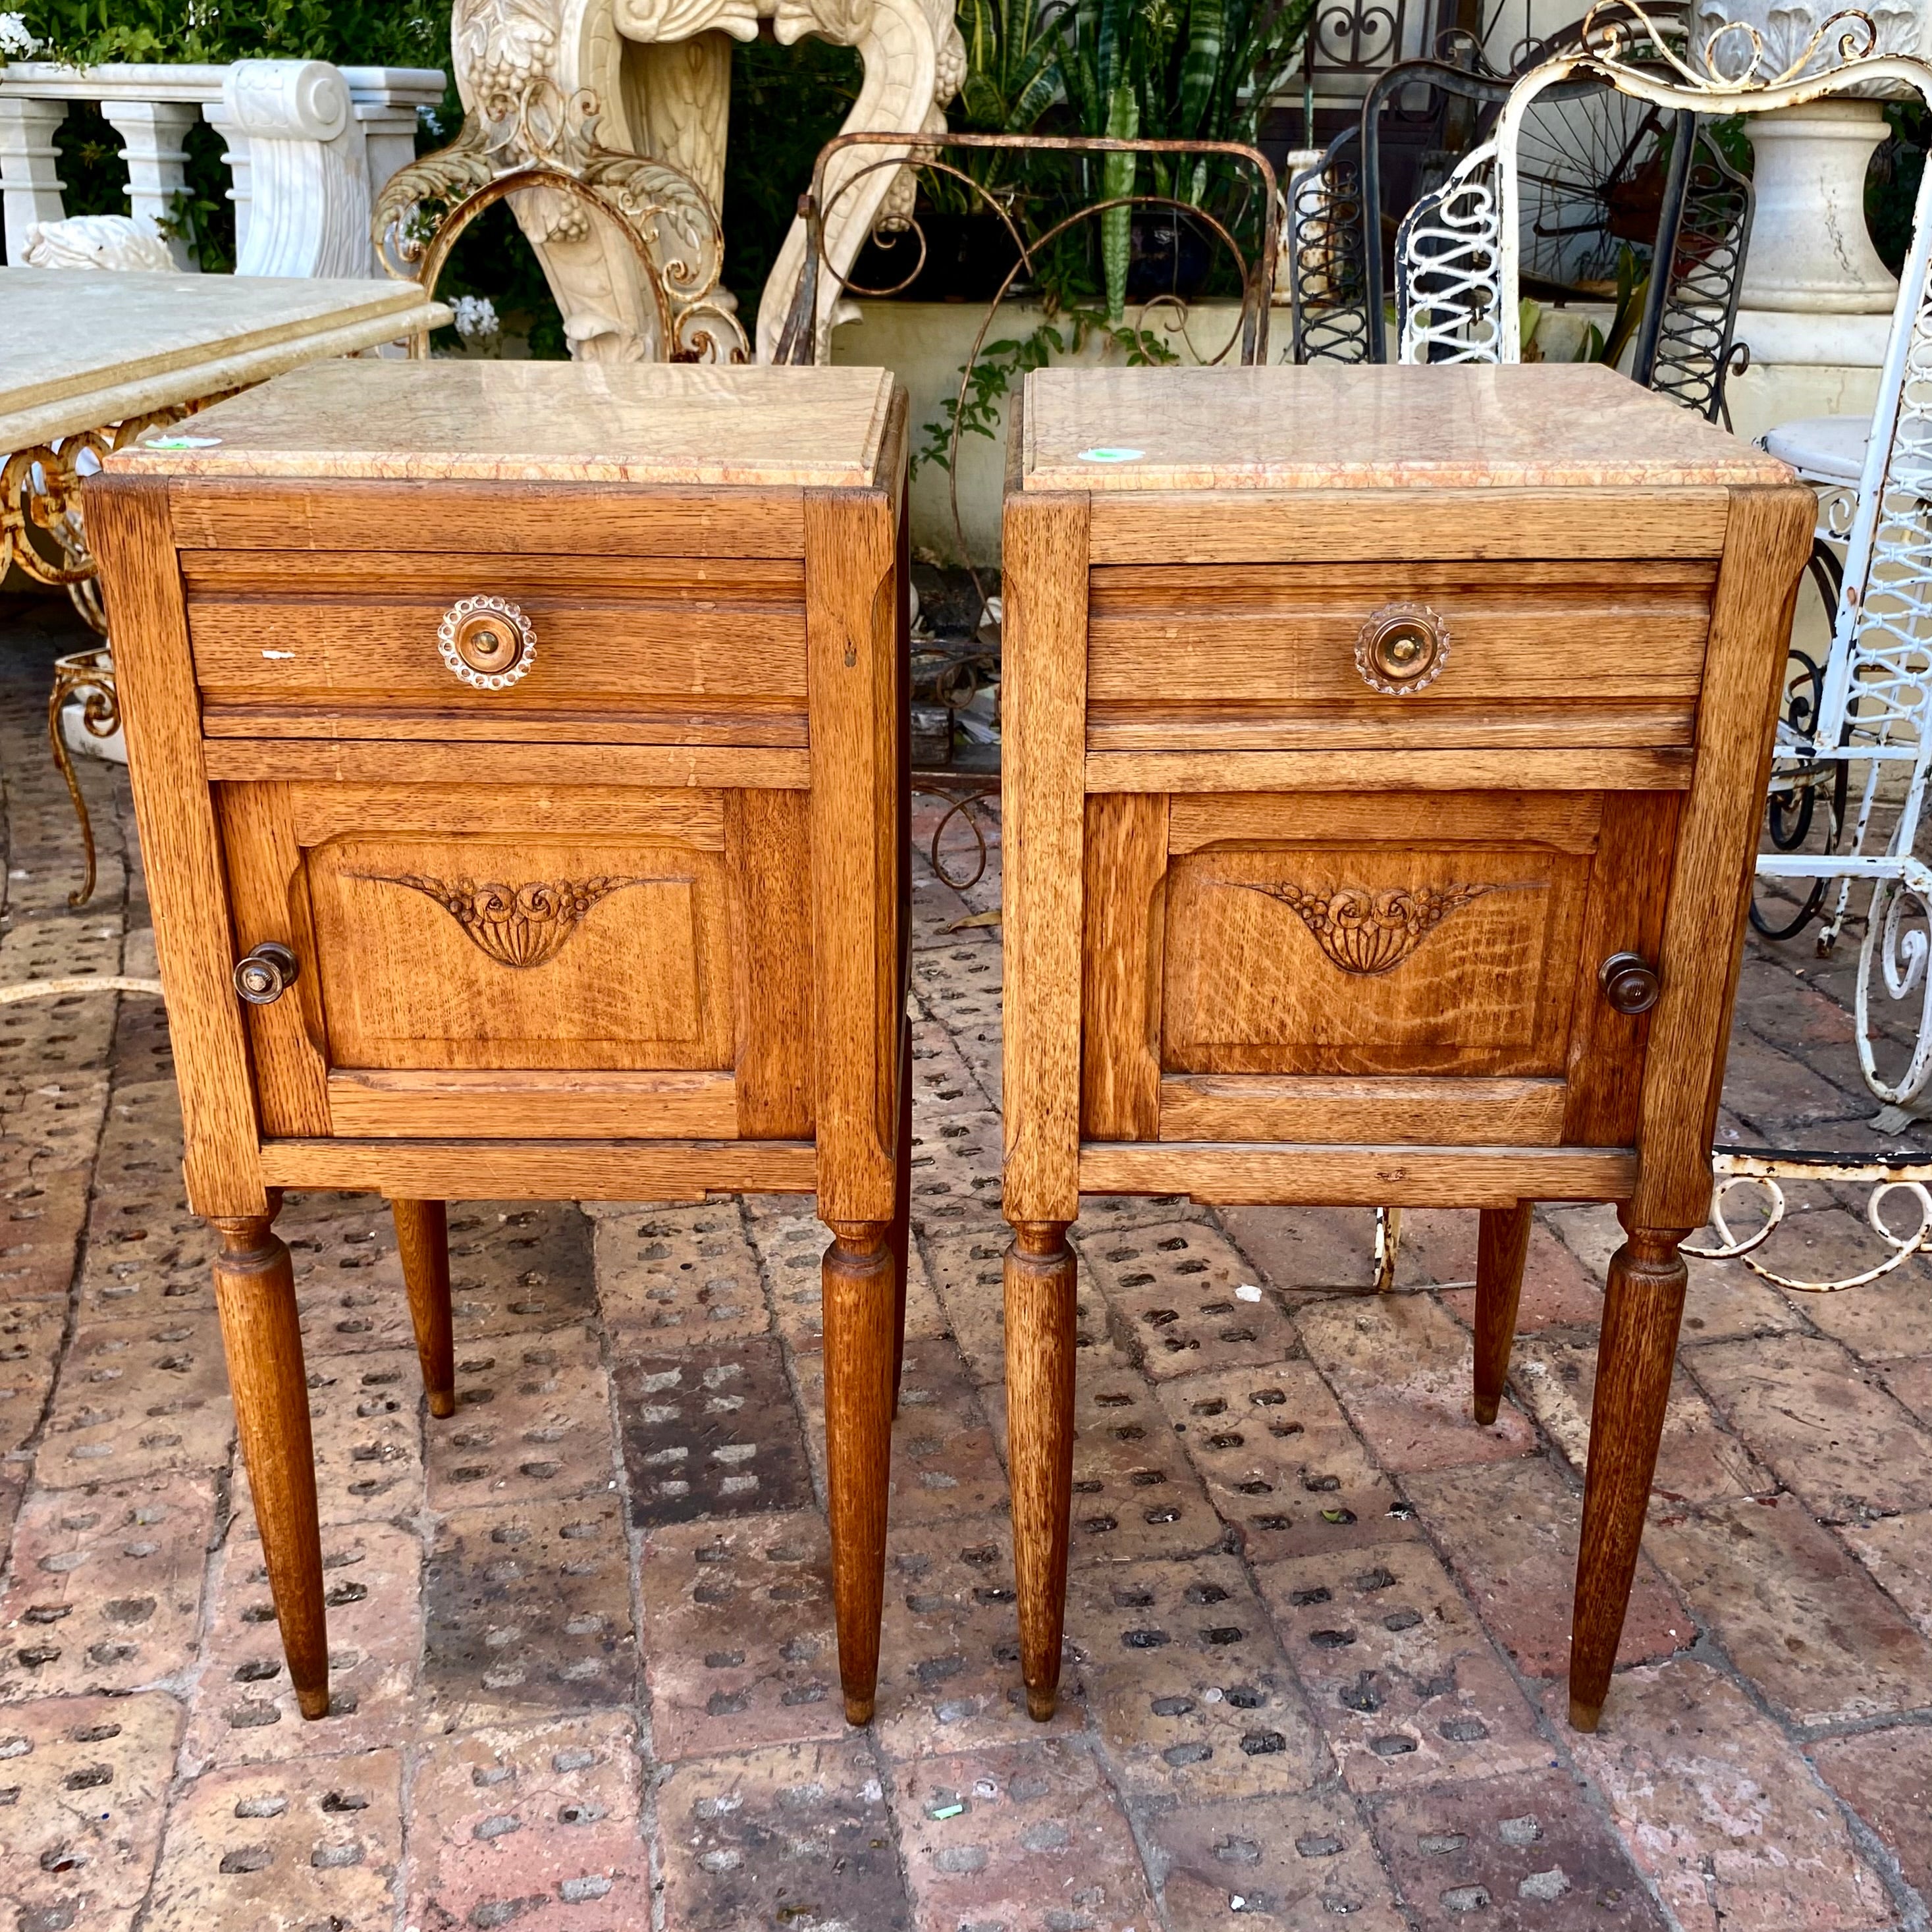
top-left (0, 59), bottom-right (443, 274)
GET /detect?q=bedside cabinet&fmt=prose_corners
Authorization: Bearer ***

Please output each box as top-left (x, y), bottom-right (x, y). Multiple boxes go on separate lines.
top-left (999, 363), bottom-right (1813, 1732)
top-left (89, 360), bottom-right (911, 1726)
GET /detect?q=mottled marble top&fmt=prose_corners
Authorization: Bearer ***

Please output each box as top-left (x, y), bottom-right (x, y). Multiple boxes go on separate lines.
top-left (0, 271), bottom-right (441, 429)
top-left (1022, 363), bottom-right (1794, 491)
top-left (107, 360), bottom-right (900, 487)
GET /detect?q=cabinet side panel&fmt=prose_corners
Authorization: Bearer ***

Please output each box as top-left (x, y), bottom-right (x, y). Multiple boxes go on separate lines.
top-left (1081, 793), bottom-right (1167, 1140)
top-left (1633, 484), bottom-right (1817, 1226)
top-left (729, 788), bottom-right (815, 1140)
top-left (805, 487), bottom-right (901, 1222)
top-left (85, 473), bottom-right (265, 1216)
top-left (1001, 493), bottom-right (1090, 1222)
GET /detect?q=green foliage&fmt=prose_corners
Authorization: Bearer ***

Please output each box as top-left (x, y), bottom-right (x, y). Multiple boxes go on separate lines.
top-left (912, 307), bottom-right (1178, 476)
top-left (957, 0), bottom-right (1063, 134)
top-left (13, 0), bottom-right (443, 68)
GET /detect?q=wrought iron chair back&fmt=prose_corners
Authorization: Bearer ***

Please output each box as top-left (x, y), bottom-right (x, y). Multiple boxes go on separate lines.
top-left (370, 95), bottom-right (745, 363)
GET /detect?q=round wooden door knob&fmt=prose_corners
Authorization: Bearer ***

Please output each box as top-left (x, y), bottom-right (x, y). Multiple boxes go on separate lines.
top-left (438, 595), bottom-right (537, 690)
top-left (234, 941), bottom-right (300, 1006)
top-left (1599, 950), bottom-right (1661, 1015)
top-left (1355, 601), bottom-right (1449, 695)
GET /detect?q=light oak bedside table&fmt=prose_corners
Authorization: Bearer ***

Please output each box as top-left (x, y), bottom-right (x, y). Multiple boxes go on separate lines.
top-left (998, 362), bottom-right (1812, 1732)
top-left (88, 359), bottom-right (911, 1726)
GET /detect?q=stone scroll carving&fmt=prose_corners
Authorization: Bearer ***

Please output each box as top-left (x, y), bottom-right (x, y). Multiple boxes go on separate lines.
top-left (221, 60), bottom-right (375, 279)
top-left (451, 0), bottom-right (963, 362)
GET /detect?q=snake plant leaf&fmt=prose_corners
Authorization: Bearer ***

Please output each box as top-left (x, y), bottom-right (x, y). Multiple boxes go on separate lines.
top-left (1102, 81), bottom-right (1139, 322)
top-left (1177, 0), bottom-right (1223, 138)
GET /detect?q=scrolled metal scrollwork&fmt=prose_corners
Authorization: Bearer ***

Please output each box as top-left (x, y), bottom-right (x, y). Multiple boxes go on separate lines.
top-left (1686, 1152), bottom-right (1932, 1290)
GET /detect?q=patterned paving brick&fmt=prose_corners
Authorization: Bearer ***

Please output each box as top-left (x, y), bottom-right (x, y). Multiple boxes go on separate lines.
top-left (639, 1510), bottom-right (844, 1759)
top-left (0, 1167), bottom-right (86, 1299)
top-left (1077, 1191), bottom-right (1213, 1235)
top-left (279, 1194), bottom-right (412, 1356)
top-left (1296, 1295), bottom-right (1536, 1472)
top-left (657, 1737), bottom-right (910, 1928)
top-left (1069, 1553), bottom-right (1326, 1799)
top-left (873, 1513), bottom-right (1087, 1759)
top-left (1810, 1724), bottom-right (1932, 1900)
top-left (1513, 1337), bottom-right (1771, 1506)
top-left (595, 1201), bottom-right (768, 1344)
top-left (1216, 1203), bottom-right (1378, 1293)
top-left (612, 1335), bottom-right (811, 1525)
top-left (1254, 1540), bottom-right (1545, 1793)
top-left (38, 1311), bottom-right (232, 1489)
top-left (1688, 1333), bottom-right (1932, 1521)
top-left (1142, 1790), bottom-right (1406, 1929)
top-left (185, 1521), bottom-right (421, 1771)
top-left (74, 1083), bottom-right (214, 1320)
top-left (908, 1107), bottom-right (1006, 1240)
top-left (1883, 1353), bottom-right (1932, 1427)
top-left (428, 1330), bottom-right (616, 1511)
top-left (926, 1229), bottom-right (1108, 1387)
top-left (0, 1297), bottom-right (68, 1457)
top-left (1771, 1248), bottom-right (1930, 1364)
top-left (406, 1712), bottom-right (648, 1931)
top-left (1565, 1662), bottom-right (1894, 1932)
top-left (911, 1014), bottom-right (995, 1112)
top-left (1438, 1222), bottom-right (1603, 1333)
top-left (142, 1748), bottom-right (403, 1932)
top-left (1643, 1494), bottom-right (1932, 1725)
top-left (425, 1499), bottom-right (634, 1728)
top-left (234, 1348), bottom-right (422, 1528)
top-left (1079, 1221), bottom-right (1299, 1382)
top-left (447, 1201), bottom-right (599, 1341)
top-left (1838, 1509), bottom-right (1932, 1638)
top-left (0, 1473), bottom-right (215, 1700)
top-left (793, 1335), bottom-right (1008, 1525)
top-left (757, 1209), bottom-right (948, 1352)
top-left (898, 1736), bottom-right (1156, 1931)
top-left (3, 1066), bottom-right (110, 1173)
top-left (1158, 1360), bottom-right (1414, 1561)
top-left (1677, 1254), bottom-right (1809, 1345)
top-left (1371, 1767), bottom-right (1667, 1929)
top-left (0, 1690), bottom-right (180, 1932)
top-left (1403, 1458), bottom-right (1691, 1678)
top-left (909, 938), bottom-right (1002, 1037)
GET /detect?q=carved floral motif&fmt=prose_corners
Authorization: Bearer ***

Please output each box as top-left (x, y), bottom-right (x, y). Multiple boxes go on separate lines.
top-left (357, 871), bottom-right (655, 967)
top-left (1236, 879), bottom-right (1516, 975)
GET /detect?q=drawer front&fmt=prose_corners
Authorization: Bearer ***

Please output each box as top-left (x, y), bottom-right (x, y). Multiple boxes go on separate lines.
top-left (219, 779), bottom-right (812, 1141)
top-left (1086, 559), bottom-right (1717, 751)
top-left (1081, 789), bottom-right (1677, 1148)
top-left (184, 550), bottom-right (807, 743)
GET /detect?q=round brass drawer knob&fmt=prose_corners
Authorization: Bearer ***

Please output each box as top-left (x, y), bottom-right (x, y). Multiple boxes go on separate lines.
top-left (234, 941), bottom-right (299, 1007)
top-left (1599, 950), bottom-right (1661, 1015)
top-left (438, 594), bottom-right (536, 691)
top-left (1355, 601), bottom-right (1449, 695)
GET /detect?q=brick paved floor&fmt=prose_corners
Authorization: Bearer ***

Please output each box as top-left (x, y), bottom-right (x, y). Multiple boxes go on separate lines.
top-left (2, 593), bottom-right (1929, 1931)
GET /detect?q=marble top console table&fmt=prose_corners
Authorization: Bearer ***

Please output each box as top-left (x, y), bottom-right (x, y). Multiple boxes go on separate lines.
top-left (0, 269), bottom-right (450, 903)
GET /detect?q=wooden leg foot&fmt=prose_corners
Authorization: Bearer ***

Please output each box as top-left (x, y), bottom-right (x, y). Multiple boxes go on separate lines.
top-left (1569, 1220), bottom-right (1689, 1731)
top-left (822, 1220), bottom-right (895, 1727)
top-left (1006, 1221), bottom-right (1075, 1724)
top-left (1473, 1202), bottom-right (1532, 1426)
top-left (211, 1210), bottom-right (329, 1721)
top-left (392, 1198), bottom-right (454, 1418)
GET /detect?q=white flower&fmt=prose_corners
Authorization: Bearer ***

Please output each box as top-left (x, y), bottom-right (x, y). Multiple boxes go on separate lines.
top-left (450, 294), bottom-right (500, 340)
top-left (0, 13), bottom-right (41, 55)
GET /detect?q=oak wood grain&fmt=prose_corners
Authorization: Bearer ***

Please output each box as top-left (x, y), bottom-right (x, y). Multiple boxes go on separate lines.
top-left (257, 1137), bottom-right (817, 1196)
top-left (1157, 1075), bottom-right (1567, 1146)
top-left (728, 788), bottom-right (816, 1140)
top-left (1630, 484), bottom-right (1817, 1228)
top-left (1167, 790), bottom-right (1604, 855)
top-left (1001, 492), bottom-right (1090, 1223)
top-left (326, 1069), bottom-right (739, 1139)
top-left (1077, 1142), bottom-right (1635, 1206)
top-left (1084, 748), bottom-right (1693, 793)
top-left (202, 739), bottom-right (812, 790)
top-left (390, 1198), bottom-right (454, 1418)
top-left (1474, 1202), bottom-right (1533, 1426)
top-left (1088, 703), bottom-right (1698, 753)
top-left (86, 472), bottom-right (266, 1216)
top-left (1080, 793), bottom-right (1167, 1140)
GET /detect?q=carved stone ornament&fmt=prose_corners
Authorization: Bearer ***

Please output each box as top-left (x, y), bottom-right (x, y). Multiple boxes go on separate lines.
top-left (448, 0), bottom-right (964, 362)
top-left (356, 872), bottom-right (657, 967)
top-left (1235, 878), bottom-right (1524, 975)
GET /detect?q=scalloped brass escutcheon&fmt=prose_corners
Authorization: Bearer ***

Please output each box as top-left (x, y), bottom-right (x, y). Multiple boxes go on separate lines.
top-left (438, 594), bottom-right (536, 691)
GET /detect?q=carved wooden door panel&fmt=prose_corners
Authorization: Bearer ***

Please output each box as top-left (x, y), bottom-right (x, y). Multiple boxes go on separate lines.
top-left (217, 779), bottom-right (812, 1142)
top-left (1082, 788), bottom-right (1678, 1150)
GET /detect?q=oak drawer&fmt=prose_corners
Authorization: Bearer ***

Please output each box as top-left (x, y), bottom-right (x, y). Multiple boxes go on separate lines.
top-left (1086, 558), bottom-right (1717, 751)
top-left (183, 549), bottom-right (807, 745)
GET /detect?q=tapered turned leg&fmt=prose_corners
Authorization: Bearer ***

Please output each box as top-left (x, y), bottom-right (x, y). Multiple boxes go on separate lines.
top-left (1473, 1202), bottom-right (1533, 1426)
top-left (1006, 1221), bottom-right (1076, 1722)
top-left (210, 1210), bottom-right (329, 1719)
top-left (890, 1026), bottom-right (913, 1418)
top-left (391, 1198), bottom-right (454, 1419)
top-left (822, 1220), bottom-right (896, 1725)
top-left (1569, 1221), bottom-right (1690, 1732)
